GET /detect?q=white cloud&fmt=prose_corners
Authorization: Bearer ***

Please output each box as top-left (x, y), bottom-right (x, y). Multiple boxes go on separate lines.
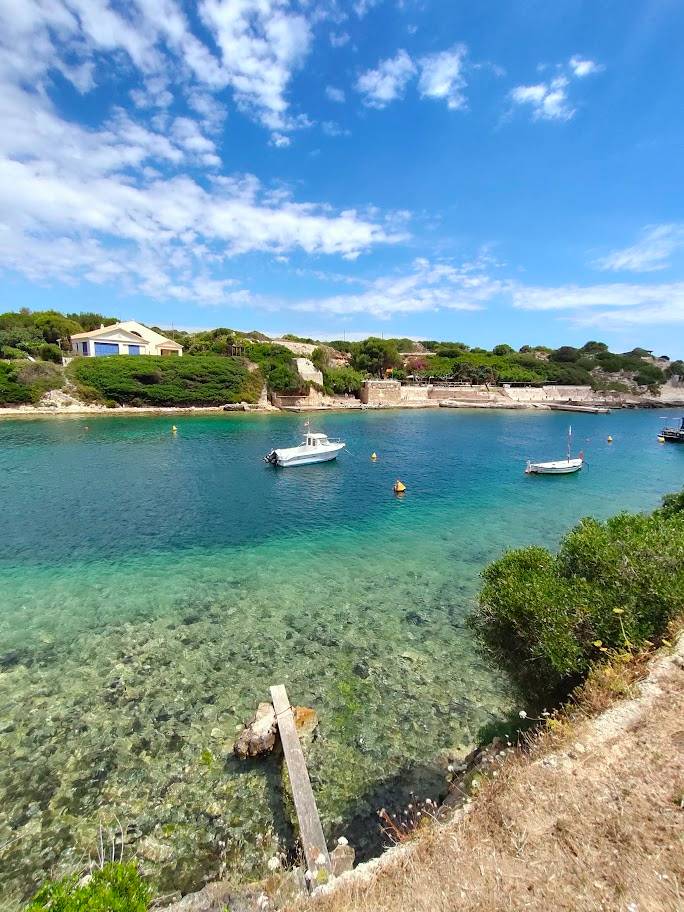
top-left (321, 121), bottom-right (350, 137)
top-left (325, 85), bottom-right (346, 103)
top-left (511, 54), bottom-right (603, 122)
top-left (0, 76), bottom-right (403, 304)
top-left (356, 49), bottom-right (416, 108)
top-left (595, 224), bottom-right (684, 273)
top-left (330, 31), bottom-right (351, 47)
top-left (269, 132), bottom-right (292, 148)
top-left (293, 257), bottom-right (505, 317)
top-left (511, 76), bottom-right (574, 121)
top-left (512, 280), bottom-right (684, 326)
top-left (569, 56), bottom-right (604, 78)
top-left (354, 0), bottom-right (381, 16)
top-left (0, 0), bottom-right (314, 134)
top-left (418, 45), bottom-right (467, 110)
top-left (198, 0), bottom-right (312, 129)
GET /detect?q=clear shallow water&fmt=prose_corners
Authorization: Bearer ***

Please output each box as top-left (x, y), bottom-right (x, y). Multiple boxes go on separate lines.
top-left (0, 408), bottom-right (682, 903)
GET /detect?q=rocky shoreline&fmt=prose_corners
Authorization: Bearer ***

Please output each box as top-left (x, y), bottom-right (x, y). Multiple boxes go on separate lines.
top-left (1, 393), bottom-right (682, 419)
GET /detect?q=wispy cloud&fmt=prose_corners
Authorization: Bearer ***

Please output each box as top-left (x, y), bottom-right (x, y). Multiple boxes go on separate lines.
top-left (510, 77), bottom-right (574, 121)
top-left (356, 50), bottom-right (416, 108)
top-left (329, 31), bottom-right (351, 48)
top-left (357, 44), bottom-right (470, 111)
top-left (418, 45), bottom-right (468, 110)
top-left (325, 85), bottom-right (346, 103)
top-left (1, 0), bottom-right (314, 134)
top-left (569, 56), bottom-right (605, 78)
top-left (512, 280), bottom-right (684, 326)
top-left (510, 55), bottom-right (604, 122)
top-left (595, 224), bottom-right (684, 273)
top-left (293, 256), bottom-right (505, 317)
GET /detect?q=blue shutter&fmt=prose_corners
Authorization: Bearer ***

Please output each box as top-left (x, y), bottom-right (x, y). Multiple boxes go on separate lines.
top-left (128, 345), bottom-right (141, 355)
top-left (94, 342), bottom-right (119, 356)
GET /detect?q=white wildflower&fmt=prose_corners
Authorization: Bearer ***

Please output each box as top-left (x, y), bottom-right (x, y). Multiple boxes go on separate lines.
top-left (305, 870), bottom-right (313, 882)
top-left (267, 856), bottom-right (280, 872)
top-left (447, 764), bottom-right (454, 773)
top-left (315, 852), bottom-right (327, 866)
top-left (337, 836), bottom-right (348, 846)
top-left (519, 710), bottom-right (527, 719)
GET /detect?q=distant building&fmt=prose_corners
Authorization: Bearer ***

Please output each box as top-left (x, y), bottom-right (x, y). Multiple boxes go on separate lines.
top-left (70, 320), bottom-right (183, 357)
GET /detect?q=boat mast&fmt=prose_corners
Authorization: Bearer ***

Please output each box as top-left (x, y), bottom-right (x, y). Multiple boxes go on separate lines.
top-left (567, 425), bottom-right (572, 461)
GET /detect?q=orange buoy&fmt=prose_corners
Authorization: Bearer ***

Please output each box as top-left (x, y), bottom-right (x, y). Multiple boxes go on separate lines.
top-left (393, 479), bottom-right (406, 494)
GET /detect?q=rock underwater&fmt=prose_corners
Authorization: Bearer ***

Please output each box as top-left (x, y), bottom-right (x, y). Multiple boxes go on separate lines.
top-left (233, 702), bottom-right (319, 759)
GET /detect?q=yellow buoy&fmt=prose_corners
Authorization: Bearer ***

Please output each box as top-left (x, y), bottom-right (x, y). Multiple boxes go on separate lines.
top-left (172, 425), bottom-right (178, 433)
top-left (607, 435), bottom-right (613, 443)
top-left (393, 479), bottom-right (406, 494)
top-left (371, 452), bottom-right (377, 460)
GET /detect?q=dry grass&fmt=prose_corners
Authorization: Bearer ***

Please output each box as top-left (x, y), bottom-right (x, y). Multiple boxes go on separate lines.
top-left (289, 637), bottom-right (684, 912)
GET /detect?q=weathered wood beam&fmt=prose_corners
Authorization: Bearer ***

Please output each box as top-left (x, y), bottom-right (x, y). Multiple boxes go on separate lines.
top-left (270, 684), bottom-right (331, 881)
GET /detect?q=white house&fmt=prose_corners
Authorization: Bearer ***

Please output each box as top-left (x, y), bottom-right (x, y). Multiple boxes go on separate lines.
top-left (70, 321), bottom-right (183, 357)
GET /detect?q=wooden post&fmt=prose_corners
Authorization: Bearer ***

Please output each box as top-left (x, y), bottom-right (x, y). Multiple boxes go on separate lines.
top-left (270, 685), bottom-right (331, 881)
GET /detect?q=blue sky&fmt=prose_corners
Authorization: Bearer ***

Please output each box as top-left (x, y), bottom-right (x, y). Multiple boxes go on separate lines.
top-left (1, 0), bottom-right (683, 355)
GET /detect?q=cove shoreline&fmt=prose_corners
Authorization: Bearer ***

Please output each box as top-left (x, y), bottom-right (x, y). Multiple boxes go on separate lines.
top-left (0, 396), bottom-right (682, 420)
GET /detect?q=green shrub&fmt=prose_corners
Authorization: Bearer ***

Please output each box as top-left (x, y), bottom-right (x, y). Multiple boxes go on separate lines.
top-left (322, 366), bottom-right (364, 395)
top-left (473, 492), bottom-right (684, 697)
top-left (69, 356), bottom-right (262, 406)
top-left (245, 343), bottom-right (305, 394)
top-left (25, 862), bottom-right (151, 911)
top-left (39, 343), bottom-right (64, 363)
top-left (0, 361), bottom-right (64, 405)
top-left (0, 361), bottom-right (33, 405)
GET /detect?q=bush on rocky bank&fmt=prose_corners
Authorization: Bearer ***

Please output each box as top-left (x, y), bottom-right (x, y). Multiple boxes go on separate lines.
top-left (474, 489), bottom-right (684, 698)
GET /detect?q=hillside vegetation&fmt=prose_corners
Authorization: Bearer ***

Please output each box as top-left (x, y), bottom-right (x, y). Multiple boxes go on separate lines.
top-left (1, 309), bottom-right (682, 399)
top-left (0, 361), bottom-right (64, 406)
top-left (474, 489), bottom-right (684, 699)
top-left (0, 309), bottom-right (118, 361)
top-left (69, 356), bottom-right (263, 407)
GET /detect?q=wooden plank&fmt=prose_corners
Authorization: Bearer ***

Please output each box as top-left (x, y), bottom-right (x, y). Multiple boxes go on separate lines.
top-left (270, 685), bottom-right (331, 879)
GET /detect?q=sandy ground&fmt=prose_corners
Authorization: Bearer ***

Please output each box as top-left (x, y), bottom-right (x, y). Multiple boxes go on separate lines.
top-left (297, 637), bottom-right (684, 912)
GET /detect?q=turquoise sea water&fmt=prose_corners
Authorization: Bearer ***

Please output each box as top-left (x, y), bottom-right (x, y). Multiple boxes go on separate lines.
top-left (1, 407), bottom-right (682, 903)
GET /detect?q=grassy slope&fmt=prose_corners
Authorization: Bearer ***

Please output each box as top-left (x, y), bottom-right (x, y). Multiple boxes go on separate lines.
top-left (68, 355), bottom-right (263, 407)
top-left (295, 635), bottom-right (684, 912)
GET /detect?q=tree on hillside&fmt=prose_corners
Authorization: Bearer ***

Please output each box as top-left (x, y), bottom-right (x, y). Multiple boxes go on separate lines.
top-left (550, 346), bottom-right (580, 363)
top-left (65, 312), bottom-right (119, 332)
top-left (436, 342), bottom-right (469, 357)
top-left (350, 337), bottom-right (401, 377)
top-left (580, 340), bottom-right (608, 354)
top-left (492, 343), bottom-right (514, 356)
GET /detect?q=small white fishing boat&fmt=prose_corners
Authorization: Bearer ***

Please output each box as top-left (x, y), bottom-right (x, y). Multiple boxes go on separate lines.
top-left (526, 426), bottom-right (584, 475)
top-left (264, 426), bottom-right (345, 467)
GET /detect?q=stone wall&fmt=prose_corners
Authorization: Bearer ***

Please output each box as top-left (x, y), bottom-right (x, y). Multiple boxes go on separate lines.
top-left (271, 388), bottom-right (325, 409)
top-left (359, 380), bottom-right (402, 405)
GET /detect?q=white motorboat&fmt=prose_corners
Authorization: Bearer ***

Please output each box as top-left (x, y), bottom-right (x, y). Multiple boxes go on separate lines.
top-left (264, 429), bottom-right (345, 467)
top-left (526, 426), bottom-right (584, 475)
